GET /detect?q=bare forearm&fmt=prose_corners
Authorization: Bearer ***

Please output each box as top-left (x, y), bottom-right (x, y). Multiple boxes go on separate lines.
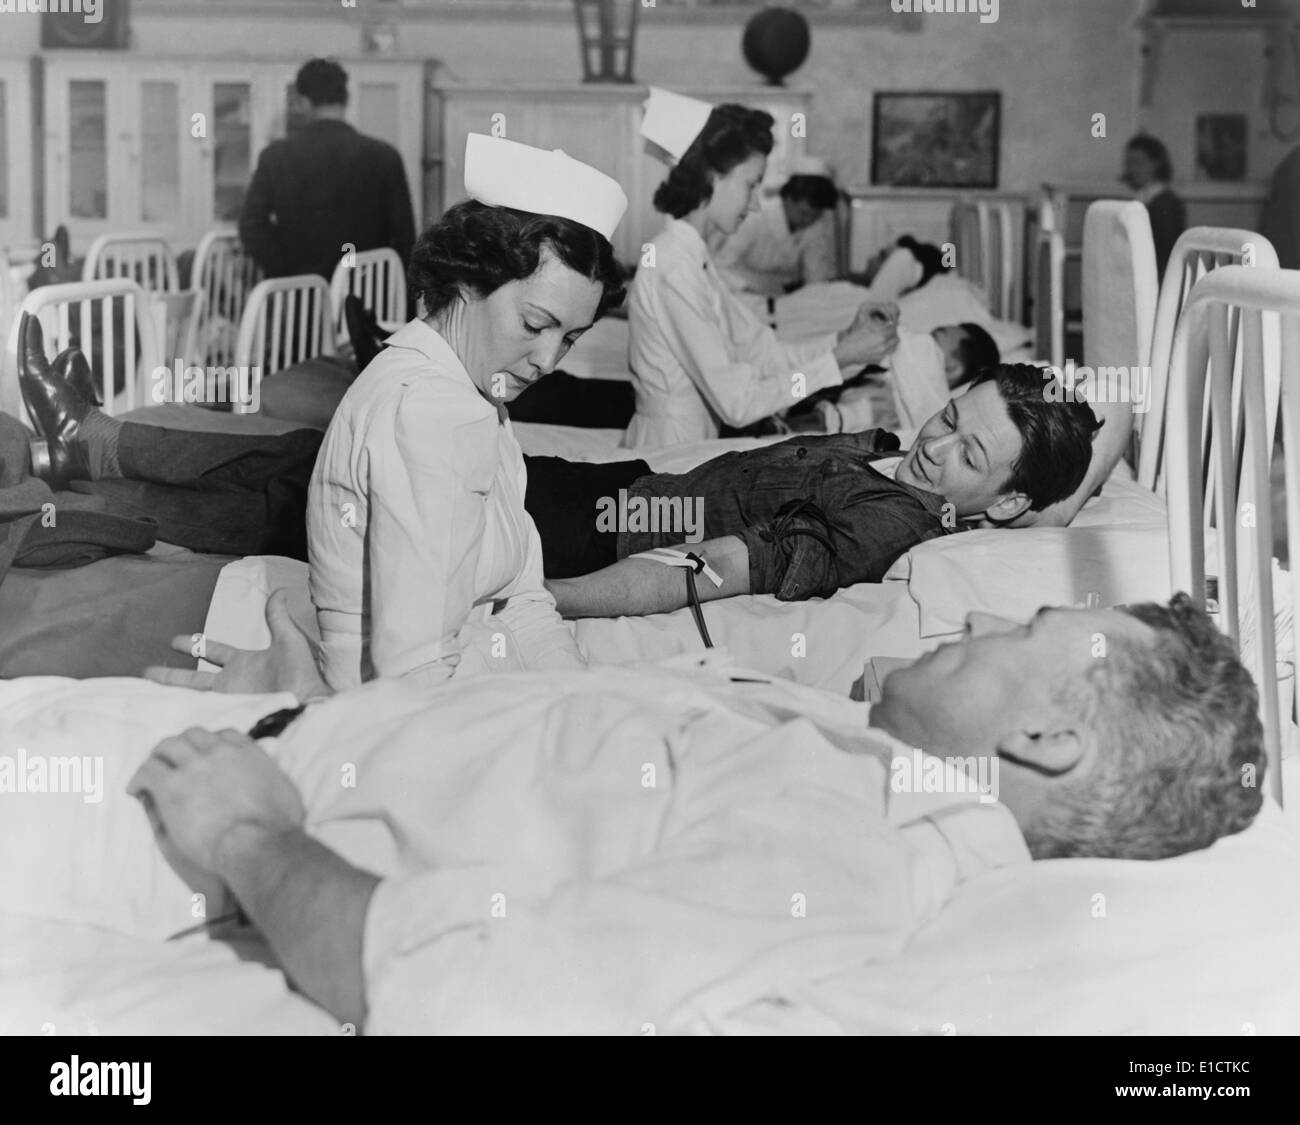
top-left (548, 536), bottom-right (751, 618)
top-left (1021, 399), bottom-right (1133, 527)
top-left (216, 823), bottom-right (379, 1027)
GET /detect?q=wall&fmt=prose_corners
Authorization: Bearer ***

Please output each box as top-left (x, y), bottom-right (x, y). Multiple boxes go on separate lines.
top-left (0, 0), bottom-right (1283, 196)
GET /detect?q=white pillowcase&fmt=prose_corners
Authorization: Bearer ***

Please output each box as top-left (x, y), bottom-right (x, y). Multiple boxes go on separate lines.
top-left (884, 469), bottom-right (1174, 637)
top-left (895, 524), bottom-right (1173, 637)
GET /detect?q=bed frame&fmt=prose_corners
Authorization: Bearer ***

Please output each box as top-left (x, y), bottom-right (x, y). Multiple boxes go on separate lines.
top-left (1164, 265), bottom-right (1299, 805)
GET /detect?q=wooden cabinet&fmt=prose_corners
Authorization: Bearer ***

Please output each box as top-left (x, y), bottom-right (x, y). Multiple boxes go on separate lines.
top-left (435, 84), bottom-right (813, 264)
top-left (32, 54), bottom-right (426, 256)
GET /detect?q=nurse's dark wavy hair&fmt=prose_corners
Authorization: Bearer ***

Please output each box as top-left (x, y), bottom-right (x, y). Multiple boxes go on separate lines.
top-left (652, 104), bottom-right (776, 218)
top-left (1125, 134), bottom-right (1173, 182)
top-left (409, 200), bottom-right (626, 320)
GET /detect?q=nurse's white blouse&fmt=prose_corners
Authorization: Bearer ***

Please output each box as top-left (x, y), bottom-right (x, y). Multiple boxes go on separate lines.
top-left (307, 319), bottom-right (584, 692)
top-left (625, 218), bottom-right (843, 449)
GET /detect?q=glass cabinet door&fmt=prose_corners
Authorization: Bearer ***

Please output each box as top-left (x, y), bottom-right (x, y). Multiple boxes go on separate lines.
top-left (140, 80), bottom-right (181, 224)
top-left (212, 81), bottom-right (253, 223)
top-left (68, 79), bottom-right (108, 221)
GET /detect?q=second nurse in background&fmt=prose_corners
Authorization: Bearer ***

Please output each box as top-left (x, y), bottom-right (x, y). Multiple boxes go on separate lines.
top-left (624, 89), bottom-right (896, 449)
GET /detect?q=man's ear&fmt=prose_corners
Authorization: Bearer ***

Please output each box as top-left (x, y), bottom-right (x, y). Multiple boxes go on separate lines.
top-left (982, 491), bottom-right (1032, 524)
top-left (997, 727), bottom-right (1086, 778)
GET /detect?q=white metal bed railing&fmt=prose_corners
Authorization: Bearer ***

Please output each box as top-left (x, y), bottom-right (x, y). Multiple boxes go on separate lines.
top-left (949, 198), bottom-right (1021, 323)
top-left (1139, 228), bottom-right (1279, 493)
top-left (234, 275), bottom-right (337, 414)
top-left (81, 233), bottom-right (181, 293)
top-left (1165, 265), bottom-right (1300, 805)
top-left (1033, 226), bottom-right (1066, 369)
top-left (182, 227), bottom-right (263, 369)
top-left (329, 247), bottom-right (407, 337)
top-left (1081, 200), bottom-right (1158, 374)
top-left (1, 279), bottom-right (164, 424)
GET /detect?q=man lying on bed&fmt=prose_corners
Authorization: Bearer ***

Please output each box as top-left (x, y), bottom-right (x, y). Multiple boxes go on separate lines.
top-left (14, 316), bottom-right (1099, 624)
top-left (5, 594), bottom-right (1260, 1031)
top-left (538, 362), bottom-right (1100, 620)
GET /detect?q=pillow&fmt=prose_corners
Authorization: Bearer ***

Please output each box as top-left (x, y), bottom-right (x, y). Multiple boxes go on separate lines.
top-left (896, 524), bottom-right (1174, 638)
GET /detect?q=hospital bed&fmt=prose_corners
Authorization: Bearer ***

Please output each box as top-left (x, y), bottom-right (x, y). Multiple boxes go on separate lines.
top-left (3, 212), bottom-right (1300, 1034)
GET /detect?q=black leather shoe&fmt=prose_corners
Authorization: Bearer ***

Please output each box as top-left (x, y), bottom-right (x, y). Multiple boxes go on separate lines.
top-left (17, 313), bottom-right (95, 488)
top-left (62, 345), bottom-right (104, 407)
top-left (344, 295), bottom-right (392, 373)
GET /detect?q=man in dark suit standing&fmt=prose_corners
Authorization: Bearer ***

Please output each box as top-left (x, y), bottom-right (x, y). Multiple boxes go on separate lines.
top-left (1261, 144), bottom-right (1300, 271)
top-left (239, 59), bottom-right (416, 281)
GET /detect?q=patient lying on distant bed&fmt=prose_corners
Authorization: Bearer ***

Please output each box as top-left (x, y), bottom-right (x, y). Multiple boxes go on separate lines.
top-left (0, 594), bottom-right (1264, 1032)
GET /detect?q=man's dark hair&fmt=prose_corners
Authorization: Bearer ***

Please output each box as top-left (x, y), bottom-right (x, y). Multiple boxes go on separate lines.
top-left (409, 200), bottom-right (626, 320)
top-left (652, 104), bottom-right (775, 219)
top-left (897, 234), bottom-right (950, 287)
top-left (296, 58), bottom-right (349, 108)
top-left (951, 322), bottom-right (1000, 387)
top-left (780, 174), bottom-right (839, 212)
top-left (1126, 133), bottom-right (1173, 183)
top-left (972, 363), bottom-right (1103, 511)
top-left (1031, 592), bottom-right (1266, 860)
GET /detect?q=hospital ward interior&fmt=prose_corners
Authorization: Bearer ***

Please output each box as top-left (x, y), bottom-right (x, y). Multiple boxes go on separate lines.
top-left (3, 0), bottom-right (1300, 1043)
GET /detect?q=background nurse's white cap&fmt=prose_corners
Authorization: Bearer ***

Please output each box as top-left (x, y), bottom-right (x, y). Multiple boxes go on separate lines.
top-left (463, 133), bottom-right (628, 242)
top-left (640, 87), bottom-right (714, 164)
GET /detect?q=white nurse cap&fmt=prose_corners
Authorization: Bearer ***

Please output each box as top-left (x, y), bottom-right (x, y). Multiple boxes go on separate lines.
top-left (640, 87), bottom-right (714, 164)
top-left (463, 133), bottom-right (629, 242)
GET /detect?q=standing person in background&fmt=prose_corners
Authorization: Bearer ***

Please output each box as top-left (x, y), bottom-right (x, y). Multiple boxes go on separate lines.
top-left (1122, 134), bottom-right (1185, 278)
top-left (1261, 142), bottom-right (1300, 270)
top-left (239, 58), bottom-right (417, 282)
top-left (713, 158), bottom-right (841, 296)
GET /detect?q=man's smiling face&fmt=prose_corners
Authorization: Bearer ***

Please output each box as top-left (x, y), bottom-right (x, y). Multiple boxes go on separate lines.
top-left (893, 382), bottom-right (1029, 519)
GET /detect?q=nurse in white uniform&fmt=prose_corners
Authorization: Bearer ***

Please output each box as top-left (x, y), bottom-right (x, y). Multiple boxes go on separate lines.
top-left (308, 134), bottom-right (629, 691)
top-left (624, 89), bottom-right (897, 450)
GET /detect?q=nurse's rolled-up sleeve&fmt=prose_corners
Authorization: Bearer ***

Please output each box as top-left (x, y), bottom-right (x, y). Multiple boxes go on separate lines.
top-left (657, 270), bottom-right (841, 429)
top-left (365, 385), bottom-right (494, 683)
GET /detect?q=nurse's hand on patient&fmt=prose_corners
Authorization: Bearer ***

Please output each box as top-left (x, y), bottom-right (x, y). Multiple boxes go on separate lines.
top-left (145, 589), bottom-right (333, 704)
top-left (833, 305), bottom-right (899, 369)
top-left (128, 727), bottom-right (306, 876)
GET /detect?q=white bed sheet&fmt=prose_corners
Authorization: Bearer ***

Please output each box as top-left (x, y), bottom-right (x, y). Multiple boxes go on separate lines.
top-left (202, 553), bottom-right (930, 698)
top-left (552, 276), bottom-right (1034, 386)
top-left (0, 913), bottom-right (336, 1035)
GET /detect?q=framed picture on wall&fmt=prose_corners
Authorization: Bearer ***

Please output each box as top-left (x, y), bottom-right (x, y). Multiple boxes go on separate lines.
top-left (871, 91), bottom-right (1001, 189)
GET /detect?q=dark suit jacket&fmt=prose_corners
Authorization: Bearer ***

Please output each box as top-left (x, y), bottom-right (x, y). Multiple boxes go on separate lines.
top-left (1146, 187), bottom-right (1186, 279)
top-left (1262, 146), bottom-right (1300, 270)
top-left (238, 119), bottom-right (416, 281)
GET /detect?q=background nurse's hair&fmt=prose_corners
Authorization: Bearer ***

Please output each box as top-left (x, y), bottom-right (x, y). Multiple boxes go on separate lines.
top-left (409, 200), bottom-right (626, 319)
top-left (652, 104), bottom-right (776, 218)
top-left (1124, 133), bottom-right (1173, 182)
